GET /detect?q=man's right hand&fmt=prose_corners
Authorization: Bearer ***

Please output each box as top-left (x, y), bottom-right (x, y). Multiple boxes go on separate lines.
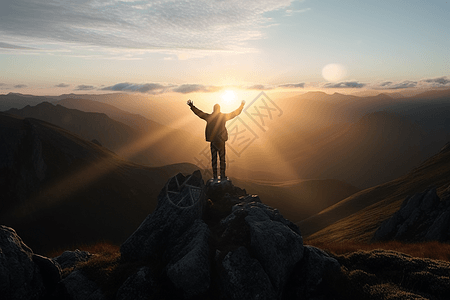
top-left (187, 99), bottom-right (193, 107)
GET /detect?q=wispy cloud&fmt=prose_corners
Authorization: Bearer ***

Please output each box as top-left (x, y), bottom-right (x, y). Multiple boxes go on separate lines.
top-left (101, 82), bottom-right (169, 94)
top-left (14, 84), bottom-right (27, 88)
top-left (375, 80), bottom-right (417, 89)
top-left (278, 83), bottom-right (305, 88)
top-left (421, 76), bottom-right (450, 87)
top-left (246, 84), bottom-right (274, 90)
top-left (172, 84), bottom-right (221, 94)
top-left (55, 83), bottom-right (70, 88)
top-left (0, 42), bottom-right (35, 50)
top-left (323, 81), bottom-right (365, 88)
top-left (286, 8), bottom-right (311, 16)
top-left (0, 0), bottom-right (294, 53)
top-left (75, 85), bottom-right (96, 91)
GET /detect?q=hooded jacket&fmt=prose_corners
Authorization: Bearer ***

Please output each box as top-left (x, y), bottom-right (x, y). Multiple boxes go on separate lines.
top-left (191, 103), bottom-right (244, 142)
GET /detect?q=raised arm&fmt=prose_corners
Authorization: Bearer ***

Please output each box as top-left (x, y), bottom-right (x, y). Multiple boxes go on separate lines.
top-left (187, 99), bottom-right (208, 120)
top-left (225, 100), bottom-right (245, 121)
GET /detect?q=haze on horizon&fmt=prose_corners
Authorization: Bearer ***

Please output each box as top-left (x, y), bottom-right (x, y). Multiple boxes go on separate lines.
top-left (0, 0), bottom-right (449, 98)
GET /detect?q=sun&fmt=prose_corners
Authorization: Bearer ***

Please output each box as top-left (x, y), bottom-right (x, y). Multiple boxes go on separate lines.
top-left (221, 90), bottom-right (237, 105)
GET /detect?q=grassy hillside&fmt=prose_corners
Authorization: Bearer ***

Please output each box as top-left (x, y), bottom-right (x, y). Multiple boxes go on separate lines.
top-left (299, 143), bottom-right (450, 243)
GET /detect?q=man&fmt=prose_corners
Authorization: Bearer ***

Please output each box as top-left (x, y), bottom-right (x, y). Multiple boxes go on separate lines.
top-left (188, 99), bottom-right (245, 179)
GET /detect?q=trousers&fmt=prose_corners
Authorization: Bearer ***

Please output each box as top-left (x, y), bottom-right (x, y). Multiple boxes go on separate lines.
top-left (210, 140), bottom-right (226, 177)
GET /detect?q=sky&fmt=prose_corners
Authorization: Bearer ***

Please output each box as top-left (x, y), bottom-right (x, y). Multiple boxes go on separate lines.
top-left (1, 0), bottom-right (450, 96)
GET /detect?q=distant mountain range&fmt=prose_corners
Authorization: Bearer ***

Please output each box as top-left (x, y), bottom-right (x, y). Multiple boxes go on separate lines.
top-left (6, 101), bottom-right (204, 167)
top-left (2, 89), bottom-right (450, 189)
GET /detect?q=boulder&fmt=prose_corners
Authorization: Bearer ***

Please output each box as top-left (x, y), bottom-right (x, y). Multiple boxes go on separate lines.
top-left (61, 269), bottom-right (105, 300)
top-left (53, 249), bottom-right (92, 270)
top-left (283, 246), bottom-right (340, 300)
top-left (32, 253), bottom-right (62, 293)
top-left (215, 201), bottom-right (304, 298)
top-left (373, 187), bottom-right (450, 242)
top-left (0, 225), bottom-right (45, 300)
top-left (120, 171), bottom-right (206, 262)
top-left (243, 202), bottom-right (304, 295)
top-left (166, 219), bottom-right (211, 299)
top-left (116, 267), bottom-right (154, 300)
top-left (218, 246), bottom-right (276, 300)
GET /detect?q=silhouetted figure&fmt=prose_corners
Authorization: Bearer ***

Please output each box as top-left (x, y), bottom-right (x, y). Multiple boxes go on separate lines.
top-left (188, 99), bottom-right (245, 179)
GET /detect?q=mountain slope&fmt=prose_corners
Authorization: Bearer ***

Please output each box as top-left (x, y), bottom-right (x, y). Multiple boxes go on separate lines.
top-left (6, 102), bottom-right (204, 167)
top-left (299, 142), bottom-right (450, 243)
top-left (0, 93), bottom-right (52, 110)
top-left (233, 178), bottom-right (360, 223)
top-left (0, 112), bottom-right (200, 253)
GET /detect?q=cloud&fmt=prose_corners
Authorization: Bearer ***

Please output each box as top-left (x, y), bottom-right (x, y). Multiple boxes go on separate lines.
top-left (376, 81), bottom-right (417, 89)
top-left (278, 83), bottom-right (305, 88)
top-left (286, 8), bottom-right (311, 16)
top-left (101, 82), bottom-right (168, 94)
top-left (0, 42), bottom-right (34, 49)
top-left (55, 83), bottom-right (70, 88)
top-left (0, 0), bottom-right (294, 52)
top-left (75, 85), bottom-right (96, 91)
top-left (246, 84), bottom-right (274, 90)
top-left (421, 76), bottom-right (450, 86)
top-left (323, 81), bottom-right (365, 88)
top-left (14, 84), bottom-right (27, 88)
top-left (172, 84), bottom-right (221, 94)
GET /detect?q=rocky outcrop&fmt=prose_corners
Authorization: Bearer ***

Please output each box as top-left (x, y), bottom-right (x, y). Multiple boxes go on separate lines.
top-left (120, 170), bottom-right (206, 262)
top-left (0, 225), bottom-right (48, 300)
top-left (10, 171), bottom-right (450, 299)
top-left (61, 270), bottom-right (105, 300)
top-left (118, 173), bottom-right (312, 299)
top-left (373, 187), bottom-right (450, 242)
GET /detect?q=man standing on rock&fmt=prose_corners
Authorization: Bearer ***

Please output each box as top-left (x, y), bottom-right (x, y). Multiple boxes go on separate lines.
top-left (188, 99), bottom-right (245, 180)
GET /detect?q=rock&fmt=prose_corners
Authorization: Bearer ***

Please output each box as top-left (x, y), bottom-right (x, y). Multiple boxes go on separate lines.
top-left (61, 270), bottom-right (105, 300)
top-left (218, 246), bottom-right (276, 300)
top-left (54, 249), bottom-right (92, 269)
top-left (284, 246), bottom-right (341, 300)
top-left (205, 178), bottom-right (246, 203)
top-left (32, 253), bottom-right (62, 293)
top-left (373, 187), bottom-right (450, 242)
top-left (215, 201), bottom-right (304, 298)
top-left (0, 225), bottom-right (45, 300)
top-left (166, 219), bottom-right (211, 299)
top-left (243, 202), bottom-right (304, 296)
top-left (116, 267), bottom-right (154, 300)
top-left (121, 171), bottom-right (206, 262)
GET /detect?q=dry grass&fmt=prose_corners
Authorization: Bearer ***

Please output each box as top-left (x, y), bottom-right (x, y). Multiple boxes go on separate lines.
top-left (306, 239), bottom-right (450, 261)
top-left (45, 241), bottom-right (120, 258)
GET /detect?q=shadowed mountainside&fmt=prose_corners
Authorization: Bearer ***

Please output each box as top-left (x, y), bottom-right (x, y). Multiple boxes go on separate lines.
top-left (6, 102), bottom-right (204, 167)
top-left (299, 141), bottom-right (450, 243)
top-left (0, 112), bottom-right (201, 253)
top-left (233, 178), bottom-right (360, 223)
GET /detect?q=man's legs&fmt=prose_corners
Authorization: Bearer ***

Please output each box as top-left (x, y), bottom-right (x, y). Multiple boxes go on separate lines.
top-left (210, 142), bottom-right (218, 179)
top-left (218, 141), bottom-right (226, 179)
top-left (211, 140), bottom-right (226, 179)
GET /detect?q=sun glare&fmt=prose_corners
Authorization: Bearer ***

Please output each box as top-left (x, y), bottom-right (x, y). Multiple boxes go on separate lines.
top-left (221, 90), bottom-right (237, 105)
